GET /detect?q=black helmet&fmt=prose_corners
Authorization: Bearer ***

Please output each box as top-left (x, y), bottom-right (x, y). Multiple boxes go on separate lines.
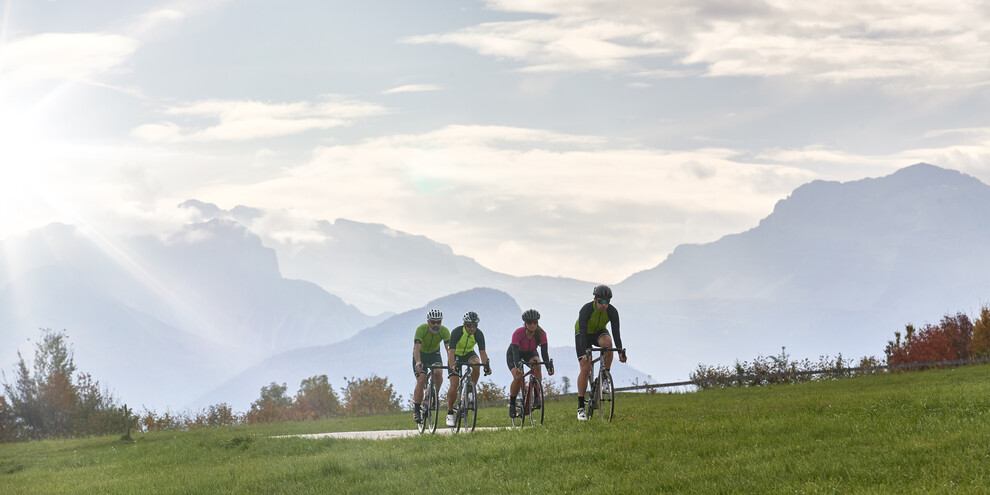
top-left (593, 284), bottom-right (612, 301)
top-left (521, 309), bottom-right (541, 321)
top-left (462, 311), bottom-right (480, 324)
top-left (426, 309), bottom-right (443, 321)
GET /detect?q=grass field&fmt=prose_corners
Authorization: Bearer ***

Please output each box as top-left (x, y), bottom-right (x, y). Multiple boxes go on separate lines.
top-left (2, 365), bottom-right (989, 494)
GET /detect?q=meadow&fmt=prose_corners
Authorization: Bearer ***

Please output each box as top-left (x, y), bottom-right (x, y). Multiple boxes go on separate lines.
top-left (2, 365), bottom-right (988, 494)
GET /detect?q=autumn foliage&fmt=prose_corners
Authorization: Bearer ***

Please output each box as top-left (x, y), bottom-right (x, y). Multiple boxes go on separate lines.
top-left (885, 311), bottom-right (977, 367)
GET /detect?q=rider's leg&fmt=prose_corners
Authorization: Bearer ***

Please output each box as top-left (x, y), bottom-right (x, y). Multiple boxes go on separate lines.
top-left (470, 357), bottom-right (481, 384)
top-left (447, 375), bottom-right (459, 412)
top-left (577, 356), bottom-right (591, 399)
top-left (531, 356), bottom-right (543, 382)
top-left (414, 372), bottom-right (427, 403)
top-left (599, 334), bottom-right (614, 370)
top-left (509, 367), bottom-right (523, 398)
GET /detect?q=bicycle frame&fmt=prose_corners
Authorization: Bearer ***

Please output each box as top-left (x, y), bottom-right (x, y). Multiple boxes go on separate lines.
top-left (584, 346), bottom-right (624, 421)
top-left (417, 363), bottom-right (446, 434)
top-left (450, 362), bottom-right (485, 432)
top-left (511, 359), bottom-right (551, 427)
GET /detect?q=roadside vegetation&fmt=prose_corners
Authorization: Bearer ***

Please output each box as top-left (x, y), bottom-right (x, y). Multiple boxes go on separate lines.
top-left (2, 364), bottom-right (988, 493)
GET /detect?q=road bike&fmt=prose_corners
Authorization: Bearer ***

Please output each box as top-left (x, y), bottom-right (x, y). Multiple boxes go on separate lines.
top-left (584, 346), bottom-right (624, 421)
top-left (510, 359), bottom-right (552, 427)
top-left (450, 362), bottom-right (486, 433)
top-left (416, 363), bottom-right (445, 434)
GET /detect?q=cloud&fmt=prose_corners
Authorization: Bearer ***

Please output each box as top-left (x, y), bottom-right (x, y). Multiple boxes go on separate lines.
top-left (131, 96), bottom-right (391, 142)
top-left (0, 33), bottom-right (139, 88)
top-left (382, 84), bottom-right (445, 94)
top-left (405, 0), bottom-right (990, 86)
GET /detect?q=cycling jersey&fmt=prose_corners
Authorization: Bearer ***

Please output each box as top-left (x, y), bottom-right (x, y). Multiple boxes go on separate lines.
top-left (507, 326), bottom-right (551, 368)
top-left (414, 323), bottom-right (450, 354)
top-left (574, 301), bottom-right (622, 352)
top-left (449, 325), bottom-right (486, 357)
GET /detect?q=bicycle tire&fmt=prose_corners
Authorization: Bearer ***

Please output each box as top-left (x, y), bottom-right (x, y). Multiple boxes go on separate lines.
top-left (586, 371), bottom-right (598, 419)
top-left (594, 372), bottom-right (604, 420)
top-left (464, 379), bottom-right (478, 431)
top-left (601, 369), bottom-right (614, 422)
top-left (417, 377), bottom-right (430, 434)
top-left (427, 379), bottom-right (440, 433)
top-left (527, 377), bottom-right (544, 425)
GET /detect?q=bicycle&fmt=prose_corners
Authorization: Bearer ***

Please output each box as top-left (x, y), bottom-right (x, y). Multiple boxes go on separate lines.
top-left (584, 346), bottom-right (625, 421)
top-left (511, 359), bottom-right (552, 427)
top-left (416, 363), bottom-right (446, 434)
top-left (450, 362), bottom-right (486, 433)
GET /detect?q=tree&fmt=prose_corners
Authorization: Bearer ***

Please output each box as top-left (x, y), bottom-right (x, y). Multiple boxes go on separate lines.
top-left (2, 328), bottom-right (124, 441)
top-left (968, 304), bottom-right (990, 358)
top-left (340, 375), bottom-right (401, 416)
top-left (292, 375), bottom-right (340, 420)
top-left (245, 382), bottom-right (293, 423)
top-left (476, 379), bottom-right (505, 404)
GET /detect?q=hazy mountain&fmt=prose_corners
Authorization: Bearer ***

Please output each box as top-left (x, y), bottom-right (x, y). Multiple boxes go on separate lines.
top-left (0, 221), bottom-right (382, 410)
top-left (183, 200), bottom-right (595, 346)
top-left (616, 163), bottom-right (990, 381)
top-left (193, 287), bottom-right (651, 411)
top-left (5, 162), bottom-right (987, 412)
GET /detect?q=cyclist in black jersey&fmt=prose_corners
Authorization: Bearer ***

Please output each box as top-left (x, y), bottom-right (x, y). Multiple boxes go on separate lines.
top-left (574, 284), bottom-right (626, 421)
top-left (445, 311), bottom-right (492, 427)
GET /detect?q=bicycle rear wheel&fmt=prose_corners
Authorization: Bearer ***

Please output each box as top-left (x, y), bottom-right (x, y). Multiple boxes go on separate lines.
top-left (527, 377), bottom-right (544, 425)
top-left (593, 372), bottom-right (604, 420)
top-left (600, 369), bottom-right (614, 422)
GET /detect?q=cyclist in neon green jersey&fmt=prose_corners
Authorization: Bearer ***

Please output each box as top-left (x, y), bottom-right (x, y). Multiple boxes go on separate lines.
top-left (412, 308), bottom-right (450, 424)
top-left (574, 285), bottom-right (626, 421)
top-left (445, 311), bottom-right (491, 427)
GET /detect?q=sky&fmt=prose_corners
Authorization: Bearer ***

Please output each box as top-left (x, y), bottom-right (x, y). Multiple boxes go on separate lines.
top-left (2, 0), bottom-right (990, 283)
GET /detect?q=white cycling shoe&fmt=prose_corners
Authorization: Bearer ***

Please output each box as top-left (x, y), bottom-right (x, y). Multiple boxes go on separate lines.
top-left (446, 414), bottom-right (455, 427)
top-left (577, 408), bottom-right (587, 421)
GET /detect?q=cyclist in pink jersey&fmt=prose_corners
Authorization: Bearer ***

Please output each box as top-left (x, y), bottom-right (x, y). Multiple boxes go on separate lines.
top-left (505, 309), bottom-right (554, 418)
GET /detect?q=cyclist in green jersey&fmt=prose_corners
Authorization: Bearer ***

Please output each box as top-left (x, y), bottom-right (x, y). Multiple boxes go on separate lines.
top-left (413, 308), bottom-right (450, 424)
top-left (445, 311), bottom-right (492, 427)
top-left (575, 284), bottom-right (626, 421)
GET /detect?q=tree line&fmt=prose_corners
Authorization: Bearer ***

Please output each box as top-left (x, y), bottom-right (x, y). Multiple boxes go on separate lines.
top-left (691, 303), bottom-right (990, 389)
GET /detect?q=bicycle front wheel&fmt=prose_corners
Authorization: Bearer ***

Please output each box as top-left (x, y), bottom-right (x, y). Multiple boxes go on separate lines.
top-left (464, 380), bottom-right (478, 431)
top-left (601, 369), bottom-right (614, 422)
top-left (417, 380), bottom-right (429, 434)
top-left (427, 381), bottom-right (440, 433)
top-left (527, 377), bottom-right (544, 425)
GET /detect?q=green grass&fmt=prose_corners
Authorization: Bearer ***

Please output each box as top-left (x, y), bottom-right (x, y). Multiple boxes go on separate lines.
top-left (2, 365), bottom-right (989, 494)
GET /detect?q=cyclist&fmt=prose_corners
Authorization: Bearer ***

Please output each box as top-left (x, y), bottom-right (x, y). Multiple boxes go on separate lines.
top-left (412, 308), bottom-right (450, 424)
top-left (446, 311), bottom-right (492, 427)
top-left (575, 284), bottom-right (626, 421)
top-left (506, 309), bottom-right (554, 418)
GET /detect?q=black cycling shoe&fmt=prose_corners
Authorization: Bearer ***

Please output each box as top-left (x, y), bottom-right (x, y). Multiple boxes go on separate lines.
top-left (508, 403), bottom-right (517, 418)
top-left (413, 407), bottom-right (422, 424)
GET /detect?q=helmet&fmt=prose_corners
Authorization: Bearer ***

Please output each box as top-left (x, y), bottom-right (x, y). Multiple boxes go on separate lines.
top-left (592, 284), bottom-right (612, 301)
top-left (521, 309), bottom-right (541, 321)
top-left (426, 309), bottom-right (443, 321)
top-left (462, 311), bottom-right (480, 324)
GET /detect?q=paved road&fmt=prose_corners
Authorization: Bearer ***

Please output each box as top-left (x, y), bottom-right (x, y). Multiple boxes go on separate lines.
top-left (275, 427), bottom-right (507, 440)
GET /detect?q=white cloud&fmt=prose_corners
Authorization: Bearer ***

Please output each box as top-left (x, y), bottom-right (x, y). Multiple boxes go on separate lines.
top-left (406, 0), bottom-right (990, 87)
top-left (0, 33), bottom-right (139, 88)
top-left (131, 96), bottom-right (391, 142)
top-left (382, 84), bottom-right (445, 94)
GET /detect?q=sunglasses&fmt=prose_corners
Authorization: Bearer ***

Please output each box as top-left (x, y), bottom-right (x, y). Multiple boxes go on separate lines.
top-left (524, 320), bottom-right (539, 326)
top-left (596, 299), bottom-right (609, 305)
top-left (428, 319), bottom-right (442, 324)
top-left (464, 323), bottom-right (478, 329)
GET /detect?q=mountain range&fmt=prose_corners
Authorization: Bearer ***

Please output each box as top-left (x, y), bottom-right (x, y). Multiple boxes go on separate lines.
top-left (2, 163), bottom-right (988, 412)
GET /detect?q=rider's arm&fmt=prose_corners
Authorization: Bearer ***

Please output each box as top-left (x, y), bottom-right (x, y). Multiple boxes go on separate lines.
top-left (539, 342), bottom-right (550, 364)
top-left (510, 343), bottom-right (521, 367)
top-left (608, 304), bottom-right (622, 350)
top-left (576, 303), bottom-right (593, 356)
top-left (413, 342), bottom-right (422, 367)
